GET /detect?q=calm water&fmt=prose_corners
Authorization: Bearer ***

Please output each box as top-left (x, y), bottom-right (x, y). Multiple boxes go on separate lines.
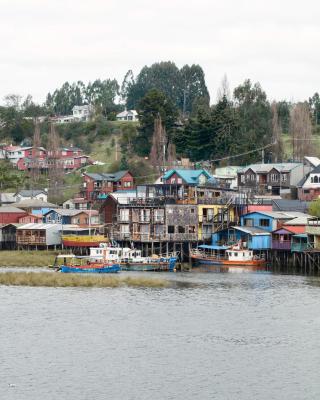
top-left (1, 268), bottom-right (320, 400)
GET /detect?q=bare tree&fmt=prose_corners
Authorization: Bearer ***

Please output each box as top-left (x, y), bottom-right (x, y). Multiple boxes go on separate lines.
top-left (217, 74), bottom-right (231, 102)
top-left (30, 119), bottom-right (41, 184)
top-left (290, 102), bottom-right (312, 161)
top-left (150, 116), bottom-right (166, 170)
top-left (271, 101), bottom-right (283, 162)
top-left (47, 123), bottom-right (63, 202)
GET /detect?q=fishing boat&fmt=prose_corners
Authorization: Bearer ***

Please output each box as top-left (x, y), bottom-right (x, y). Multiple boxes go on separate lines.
top-left (90, 243), bottom-right (177, 271)
top-left (191, 243), bottom-right (266, 267)
top-left (53, 254), bottom-right (121, 273)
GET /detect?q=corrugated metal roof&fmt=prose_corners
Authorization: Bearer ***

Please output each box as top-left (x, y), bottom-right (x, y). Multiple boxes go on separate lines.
top-left (234, 226), bottom-right (270, 235)
top-left (0, 206), bottom-right (25, 213)
top-left (17, 223), bottom-right (60, 230)
top-left (163, 169), bottom-right (212, 184)
top-left (238, 163), bottom-right (302, 173)
top-left (84, 171), bottom-right (129, 182)
top-left (14, 200), bottom-right (58, 208)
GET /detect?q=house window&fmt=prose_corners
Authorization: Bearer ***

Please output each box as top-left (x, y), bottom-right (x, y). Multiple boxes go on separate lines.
top-left (304, 189), bottom-right (310, 194)
top-left (244, 218), bottom-right (254, 227)
top-left (250, 174), bottom-right (255, 181)
top-left (168, 225), bottom-right (175, 234)
top-left (314, 176), bottom-right (319, 183)
top-left (271, 173), bottom-right (278, 182)
top-left (259, 219), bottom-right (270, 227)
top-left (124, 181), bottom-right (131, 187)
top-left (178, 226), bottom-right (185, 233)
top-left (191, 208), bottom-right (195, 214)
top-left (177, 178), bottom-right (182, 184)
top-left (281, 174), bottom-right (287, 182)
top-left (240, 175), bottom-right (245, 183)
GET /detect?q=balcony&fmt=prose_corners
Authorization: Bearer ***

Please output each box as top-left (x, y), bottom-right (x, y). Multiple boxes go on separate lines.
top-left (17, 235), bottom-right (46, 244)
top-left (272, 240), bottom-right (291, 250)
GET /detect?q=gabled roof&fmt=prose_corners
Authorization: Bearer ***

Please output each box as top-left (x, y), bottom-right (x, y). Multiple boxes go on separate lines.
top-left (84, 171), bottom-right (130, 182)
top-left (242, 211), bottom-right (294, 220)
top-left (44, 209), bottom-right (98, 217)
top-left (0, 193), bottom-right (16, 203)
top-left (116, 110), bottom-right (138, 118)
top-left (162, 169), bottom-right (212, 184)
top-left (13, 200), bottom-right (58, 209)
top-left (310, 164), bottom-right (320, 174)
top-left (16, 189), bottom-right (46, 197)
top-left (304, 156), bottom-right (320, 167)
top-left (238, 163), bottom-right (302, 174)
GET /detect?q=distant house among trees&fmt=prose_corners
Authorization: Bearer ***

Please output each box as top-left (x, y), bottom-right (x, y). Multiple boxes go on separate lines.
top-left (116, 109), bottom-right (138, 122)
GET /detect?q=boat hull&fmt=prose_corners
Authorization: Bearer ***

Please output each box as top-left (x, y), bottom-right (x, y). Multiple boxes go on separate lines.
top-left (191, 256), bottom-right (265, 267)
top-left (120, 257), bottom-right (177, 272)
top-left (60, 264), bottom-right (121, 273)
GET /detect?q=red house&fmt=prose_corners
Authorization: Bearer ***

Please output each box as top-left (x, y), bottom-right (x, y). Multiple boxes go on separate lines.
top-left (81, 171), bottom-right (134, 200)
top-left (0, 206), bottom-right (27, 223)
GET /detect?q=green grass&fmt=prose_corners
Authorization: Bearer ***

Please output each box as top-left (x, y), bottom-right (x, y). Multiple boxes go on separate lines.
top-left (0, 271), bottom-right (169, 288)
top-left (281, 133), bottom-right (320, 160)
top-left (0, 251), bottom-right (58, 267)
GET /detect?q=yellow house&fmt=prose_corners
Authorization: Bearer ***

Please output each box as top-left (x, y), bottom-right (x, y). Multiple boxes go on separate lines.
top-left (198, 204), bottom-right (235, 241)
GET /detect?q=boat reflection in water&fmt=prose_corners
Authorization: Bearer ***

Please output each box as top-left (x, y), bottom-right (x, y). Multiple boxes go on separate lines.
top-left (194, 264), bottom-right (269, 274)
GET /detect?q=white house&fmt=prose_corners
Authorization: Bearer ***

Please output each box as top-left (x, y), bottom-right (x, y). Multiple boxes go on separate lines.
top-left (116, 109), bottom-right (138, 122)
top-left (72, 105), bottom-right (94, 122)
top-left (15, 190), bottom-right (48, 203)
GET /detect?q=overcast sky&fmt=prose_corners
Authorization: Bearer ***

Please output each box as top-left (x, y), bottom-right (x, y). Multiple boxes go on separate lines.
top-left (0, 0), bottom-right (319, 105)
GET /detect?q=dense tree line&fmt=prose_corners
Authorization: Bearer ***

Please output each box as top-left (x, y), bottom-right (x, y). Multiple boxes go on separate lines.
top-left (1, 61), bottom-right (320, 166)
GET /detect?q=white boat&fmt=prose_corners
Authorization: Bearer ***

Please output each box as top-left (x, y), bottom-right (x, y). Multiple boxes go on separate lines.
top-left (90, 243), bottom-right (177, 271)
top-left (191, 243), bottom-right (266, 267)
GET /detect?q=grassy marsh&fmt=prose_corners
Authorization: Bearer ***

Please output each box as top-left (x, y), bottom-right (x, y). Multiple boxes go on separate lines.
top-left (0, 251), bottom-right (58, 267)
top-left (0, 271), bottom-right (169, 288)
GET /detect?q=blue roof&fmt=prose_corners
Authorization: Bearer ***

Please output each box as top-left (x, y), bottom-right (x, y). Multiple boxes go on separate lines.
top-left (292, 233), bottom-right (308, 238)
top-left (198, 245), bottom-right (230, 250)
top-left (163, 169), bottom-right (212, 185)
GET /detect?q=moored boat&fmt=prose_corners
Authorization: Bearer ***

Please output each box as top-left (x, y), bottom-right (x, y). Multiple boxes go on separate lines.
top-left (90, 243), bottom-right (177, 271)
top-left (191, 244), bottom-right (266, 267)
top-left (54, 254), bottom-right (121, 273)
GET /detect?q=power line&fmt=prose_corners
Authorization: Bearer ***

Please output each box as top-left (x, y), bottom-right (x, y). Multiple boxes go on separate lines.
top-left (209, 142), bottom-right (276, 163)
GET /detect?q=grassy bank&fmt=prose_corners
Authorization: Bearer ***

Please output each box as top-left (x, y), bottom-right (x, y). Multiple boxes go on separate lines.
top-left (0, 272), bottom-right (169, 288)
top-left (0, 251), bottom-right (58, 267)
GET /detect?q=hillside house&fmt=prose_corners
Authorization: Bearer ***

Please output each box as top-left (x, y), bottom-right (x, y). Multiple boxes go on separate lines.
top-left (116, 109), bottom-right (138, 121)
top-left (13, 200), bottom-right (58, 215)
top-left (63, 197), bottom-right (90, 210)
top-left (81, 171), bottom-right (134, 200)
top-left (43, 209), bottom-right (99, 226)
top-left (162, 169), bottom-right (212, 186)
top-left (72, 105), bottom-right (94, 122)
top-left (237, 163), bottom-right (305, 196)
top-left (297, 164), bottom-right (320, 201)
top-left (15, 190), bottom-right (47, 203)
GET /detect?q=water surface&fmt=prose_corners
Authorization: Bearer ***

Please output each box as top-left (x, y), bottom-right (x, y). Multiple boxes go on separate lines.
top-left (1, 268), bottom-right (320, 400)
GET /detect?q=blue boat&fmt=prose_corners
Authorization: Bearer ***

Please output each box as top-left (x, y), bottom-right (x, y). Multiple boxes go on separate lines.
top-left (60, 264), bottom-right (121, 273)
top-left (53, 255), bottom-right (121, 274)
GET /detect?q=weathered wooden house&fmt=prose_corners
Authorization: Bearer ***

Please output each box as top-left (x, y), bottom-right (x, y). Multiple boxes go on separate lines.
top-left (0, 223), bottom-right (20, 249)
top-left (16, 223), bottom-right (61, 249)
top-left (237, 163), bottom-right (305, 197)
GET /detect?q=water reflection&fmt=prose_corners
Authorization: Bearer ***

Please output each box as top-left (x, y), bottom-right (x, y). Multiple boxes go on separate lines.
top-left (191, 263), bottom-right (270, 274)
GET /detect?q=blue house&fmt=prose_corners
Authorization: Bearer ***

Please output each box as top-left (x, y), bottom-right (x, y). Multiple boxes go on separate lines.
top-left (240, 211), bottom-right (294, 233)
top-left (43, 209), bottom-right (81, 225)
top-left (212, 226), bottom-right (271, 250)
top-left (162, 169), bottom-right (212, 186)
